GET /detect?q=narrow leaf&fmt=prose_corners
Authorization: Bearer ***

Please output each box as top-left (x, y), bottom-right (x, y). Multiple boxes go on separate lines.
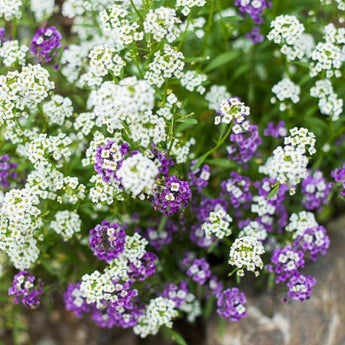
top-left (205, 50), bottom-right (240, 72)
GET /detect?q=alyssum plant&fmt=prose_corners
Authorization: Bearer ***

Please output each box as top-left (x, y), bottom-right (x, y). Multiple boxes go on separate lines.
top-left (1, 0), bottom-right (345, 342)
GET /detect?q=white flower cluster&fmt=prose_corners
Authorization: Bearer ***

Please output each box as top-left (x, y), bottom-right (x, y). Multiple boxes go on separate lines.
top-left (176, 0), bottom-right (206, 16)
top-left (238, 221), bottom-right (268, 241)
top-left (133, 297), bottom-right (178, 338)
top-left (100, 4), bottom-right (143, 49)
top-left (43, 95), bottom-right (74, 125)
top-left (62, 0), bottom-right (114, 18)
top-left (26, 133), bottom-right (72, 169)
top-left (50, 211), bottom-right (81, 241)
top-left (89, 44), bottom-right (126, 77)
top-left (251, 196), bottom-right (275, 217)
top-left (180, 16), bottom-right (206, 39)
top-left (179, 295), bottom-right (201, 322)
top-left (228, 236), bottom-right (265, 277)
top-left (180, 71), bottom-right (207, 94)
top-left (310, 79), bottom-right (343, 121)
top-left (0, 0), bottom-right (22, 20)
top-left (169, 137), bottom-right (196, 164)
top-left (89, 174), bottom-right (123, 206)
top-left (26, 167), bottom-right (86, 204)
top-left (144, 7), bottom-right (181, 43)
top-left (116, 153), bottom-right (159, 198)
top-left (205, 85), bottom-right (231, 111)
top-left (320, 0), bottom-right (345, 10)
top-left (0, 65), bottom-right (54, 127)
top-left (271, 77), bottom-right (301, 111)
top-left (30, 0), bottom-right (55, 21)
top-left (0, 189), bottom-right (42, 269)
top-left (74, 112), bottom-right (95, 138)
top-left (267, 15), bottom-right (305, 61)
top-left (286, 211), bottom-right (318, 239)
top-left (0, 40), bottom-right (28, 67)
top-left (259, 127), bottom-right (316, 193)
top-left (145, 44), bottom-right (185, 87)
top-left (215, 98), bottom-right (250, 134)
top-left (202, 205), bottom-right (232, 239)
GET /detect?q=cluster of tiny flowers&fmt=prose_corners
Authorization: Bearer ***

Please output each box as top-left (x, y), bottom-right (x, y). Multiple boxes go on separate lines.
top-left (259, 127), bottom-right (316, 194)
top-left (268, 245), bottom-right (305, 283)
top-left (30, 0), bottom-right (55, 21)
top-left (216, 288), bottom-right (247, 321)
top-left (180, 71), bottom-right (207, 94)
top-left (133, 297), bottom-right (178, 337)
top-left (152, 175), bottom-right (192, 216)
top-left (205, 85), bottom-right (231, 111)
top-left (235, 0), bottom-right (271, 24)
top-left (188, 161), bottom-right (210, 192)
top-left (202, 204), bottom-right (232, 239)
top-left (43, 95), bottom-right (73, 125)
top-left (0, 0), bottom-right (22, 20)
top-left (0, 40), bottom-right (28, 67)
top-left (8, 271), bottom-right (43, 308)
top-left (89, 44), bottom-right (126, 77)
top-left (331, 162), bottom-right (345, 196)
top-left (271, 77), bottom-right (300, 111)
top-left (184, 257), bottom-right (211, 285)
top-left (50, 211), bottom-right (81, 241)
top-left (286, 273), bottom-right (316, 301)
top-left (180, 16), bottom-right (206, 39)
top-left (301, 170), bottom-right (332, 211)
top-left (293, 226), bottom-right (330, 261)
top-left (176, 0), bottom-right (206, 16)
top-left (267, 15), bottom-right (305, 61)
top-left (30, 26), bottom-right (62, 65)
top-left (229, 236), bottom-right (265, 277)
top-left (144, 7), bottom-right (181, 43)
top-left (263, 121), bottom-right (287, 138)
top-left (285, 211), bottom-right (319, 239)
top-left (215, 98), bottom-right (250, 134)
top-left (221, 172), bottom-right (252, 209)
top-left (238, 220), bottom-right (268, 241)
top-left (320, 0), bottom-right (345, 10)
top-left (64, 282), bottom-right (91, 318)
top-left (0, 154), bottom-right (18, 189)
top-left (89, 221), bottom-right (126, 262)
top-left (227, 122), bottom-right (261, 164)
top-left (246, 26), bottom-right (264, 44)
top-left (144, 219), bottom-right (178, 251)
top-left (145, 44), bottom-right (184, 87)
top-left (310, 79), bottom-right (343, 121)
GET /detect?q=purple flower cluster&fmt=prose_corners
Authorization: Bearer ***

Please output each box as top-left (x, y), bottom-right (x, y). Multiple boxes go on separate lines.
top-left (129, 252), bottom-right (157, 281)
top-left (184, 257), bottom-right (211, 285)
top-left (152, 175), bottom-right (192, 216)
top-left (286, 273), bottom-right (316, 301)
top-left (162, 281), bottom-right (189, 308)
top-left (89, 220), bottom-right (126, 262)
top-left (263, 121), bottom-right (287, 138)
top-left (30, 26), bottom-right (62, 66)
top-left (0, 154), bottom-right (18, 189)
top-left (301, 170), bottom-right (332, 211)
top-left (226, 122), bottom-right (261, 164)
top-left (64, 282), bottom-right (91, 317)
top-left (94, 141), bottom-right (130, 183)
top-left (216, 288), bottom-right (247, 321)
top-left (221, 172), bottom-right (252, 209)
top-left (235, 0), bottom-right (271, 24)
top-left (331, 163), bottom-right (345, 196)
top-left (8, 271), bottom-right (43, 308)
top-left (293, 226), bottom-right (330, 261)
top-left (151, 144), bottom-right (175, 177)
top-left (188, 160), bottom-right (210, 193)
top-left (245, 26), bottom-right (264, 44)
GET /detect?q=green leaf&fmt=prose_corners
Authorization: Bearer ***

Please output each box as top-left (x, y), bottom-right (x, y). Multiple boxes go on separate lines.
top-left (219, 15), bottom-right (243, 25)
top-left (205, 158), bottom-right (237, 168)
top-left (192, 153), bottom-right (208, 171)
top-left (176, 118), bottom-right (198, 124)
top-left (267, 184), bottom-right (280, 200)
top-left (204, 50), bottom-right (240, 72)
top-left (184, 56), bottom-right (211, 64)
top-left (164, 327), bottom-right (188, 345)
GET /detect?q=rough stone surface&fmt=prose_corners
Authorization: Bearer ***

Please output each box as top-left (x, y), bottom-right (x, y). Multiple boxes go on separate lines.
top-left (206, 216), bottom-right (345, 345)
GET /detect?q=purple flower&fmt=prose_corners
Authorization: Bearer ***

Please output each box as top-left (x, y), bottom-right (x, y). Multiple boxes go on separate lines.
top-left (184, 257), bottom-right (211, 285)
top-left (226, 122), bottom-right (261, 164)
top-left (286, 273), bottom-right (316, 301)
top-left (245, 26), bottom-right (264, 44)
top-left (235, 0), bottom-right (271, 24)
top-left (8, 271), bottom-right (43, 308)
top-left (89, 220), bottom-right (126, 262)
top-left (293, 226), bottom-right (330, 261)
top-left (30, 26), bottom-right (62, 64)
top-left (152, 175), bottom-right (192, 216)
top-left (263, 121), bottom-right (287, 138)
top-left (331, 163), bottom-right (345, 196)
top-left (162, 281), bottom-right (190, 308)
top-left (128, 252), bottom-right (157, 281)
top-left (188, 160), bottom-right (210, 193)
top-left (216, 288), bottom-right (247, 321)
top-left (0, 154), bottom-right (18, 189)
top-left (301, 170), bottom-right (332, 211)
top-left (64, 282), bottom-right (91, 317)
top-left (151, 144), bottom-right (175, 177)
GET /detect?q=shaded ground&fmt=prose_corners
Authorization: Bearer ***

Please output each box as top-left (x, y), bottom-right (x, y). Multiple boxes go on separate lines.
top-left (1, 215), bottom-right (345, 345)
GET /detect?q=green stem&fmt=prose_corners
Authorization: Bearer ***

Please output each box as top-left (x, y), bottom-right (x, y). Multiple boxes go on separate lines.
top-left (178, 13), bottom-right (192, 50)
top-left (201, 0), bottom-right (215, 57)
top-left (130, 0), bottom-right (144, 25)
